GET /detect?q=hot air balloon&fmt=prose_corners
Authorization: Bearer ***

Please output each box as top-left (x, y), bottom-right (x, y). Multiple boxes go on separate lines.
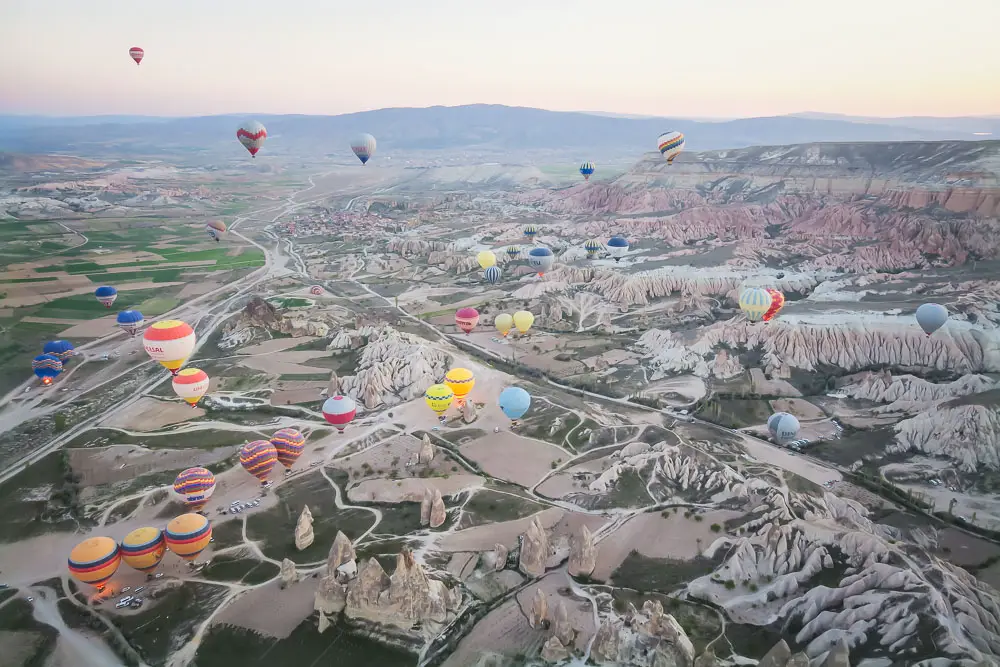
top-left (237, 120), bottom-right (267, 158)
top-left (116, 310), bottom-right (144, 337)
top-left (512, 310), bottom-right (534, 335)
top-left (310, 285), bottom-right (323, 295)
top-left (527, 247), bottom-right (554, 276)
top-left (523, 225), bottom-right (538, 242)
top-left (607, 237), bottom-right (629, 263)
top-left (579, 162), bottom-right (595, 181)
top-left (322, 395), bottom-right (357, 433)
top-left (165, 513), bottom-right (212, 562)
top-left (206, 220), bottom-right (227, 242)
top-left (767, 412), bottom-right (800, 444)
top-left (444, 368), bottom-right (475, 407)
top-left (32, 354), bottom-right (63, 385)
top-left (739, 287), bottom-right (773, 323)
top-left (120, 527), bottom-right (166, 573)
top-left (143, 320), bottom-right (196, 375)
top-left (494, 313), bottom-right (514, 338)
top-left (95, 286), bottom-right (118, 308)
top-left (68, 537), bottom-right (121, 589)
top-left (173, 467), bottom-right (217, 510)
top-left (506, 245), bottom-right (521, 260)
top-left (129, 47), bottom-right (144, 65)
top-left (351, 133), bottom-right (376, 165)
top-left (455, 307), bottom-right (480, 335)
top-left (424, 383), bottom-right (455, 420)
top-left (240, 440), bottom-right (278, 482)
top-left (43, 340), bottom-right (75, 363)
top-left (271, 428), bottom-right (306, 469)
top-left (584, 240), bottom-right (602, 259)
top-left (657, 131), bottom-right (685, 164)
top-left (916, 303), bottom-right (949, 336)
top-left (483, 265), bottom-right (502, 285)
top-left (476, 250), bottom-right (497, 270)
top-left (499, 386), bottom-right (531, 424)
top-left (762, 288), bottom-right (786, 322)
top-left (172, 368), bottom-right (210, 407)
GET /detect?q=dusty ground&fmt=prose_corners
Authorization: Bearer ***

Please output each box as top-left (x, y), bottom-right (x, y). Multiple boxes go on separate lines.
top-left (213, 578), bottom-right (316, 639)
top-left (750, 369), bottom-right (802, 397)
top-left (734, 434), bottom-right (841, 486)
top-left (346, 475), bottom-right (485, 503)
top-left (458, 432), bottom-right (566, 487)
top-left (69, 444), bottom-right (237, 488)
top-left (439, 508), bottom-right (565, 552)
top-left (240, 337), bottom-right (320, 355)
top-left (237, 351), bottom-right (329, 377)
top-left (440, 597), bottom-right (545, 667)
top-left (176, 280), bottom-right (223, 299)
top-left (641, 375), bottom-right (708, 406)
top-left (515, 574), bottom-right (596, 652)
top-left (770, 398), bottom-right (827, 421)
top-left (100, 396), bottom-right (204, 430)
top-left (54, 317), bottom-right (121, 339)
top-left (271, 387), bottom-right (325, 405)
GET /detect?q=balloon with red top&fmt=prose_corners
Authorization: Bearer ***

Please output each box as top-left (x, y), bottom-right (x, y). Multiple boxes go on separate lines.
top-left (322, 395), bottom-right (357, 433)
top-left (129, 47), bottom-right (144, 65)
top-left (455, 307), bottom-right (480, 335)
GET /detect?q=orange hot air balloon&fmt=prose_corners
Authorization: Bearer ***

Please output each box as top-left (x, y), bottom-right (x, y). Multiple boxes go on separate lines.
top-left (68, 537), bottom-right (121, 589)
top-left (165, 513), bottom-right (212, 562)
top-left (120, 527), bottom-right (167, 573)
top-left (763, 288), bottom-right (786, 322)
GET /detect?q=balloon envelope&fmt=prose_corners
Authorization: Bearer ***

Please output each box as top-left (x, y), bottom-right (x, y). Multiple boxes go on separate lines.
top-left (121, 527), bottom-right (166, 572)
top-left (271, 428), bottom-right (306, 468)
top-left (237, 120), bottom-right (267, 157)
top-left (763, 289), bottom-right (786, 322)
top-left (239, 440), bottom-right (278, 481)
top-left (512, 311), bottom-right (534, 334)
top-left (172, 367), bottom-right (210, 406)
top-left (916, 303), bottom-right (948, 336)
top-left (129, 47), bottom-right (144, 65)
top-left (523, 226), bottom-right (538, 240)
top-left (322, 395), bottom-right (357, 432)
top-left (494, 313), bottom-right (514, 337)
top-left (424, 383), bottom-right (455, 415)
top-left (483, 265), bottom-right (502, 284)
top-left (455, 307), bottom-right (480, 334)
top-left (206, 220), bottom-right (227, 241)
top-left (165, 513), bottom-right (212, 561)
top-left (506, 245), bottom-right (520, 259)
top-left (95, 285), bottom-right (118, 308)
top-left (527, 247), bottom-right (554, 275)
top-left (116, 310), bottom-right (144, 336)
top-left (444, 368), bottom-right (475, 400)
top-left (657, 131), bottom-right (685, 163)
top-left (143, 320), bottom-right (196, 374)
top-left (173, 467), bottom-right (216, 509)
top-left (607, 236), bottom-right (629, 261)
top-left (68, 537), bottom-right (121, 588)
top-left (739, 287), bottom-right (773, 323)
top-left (43, 340), bottom-right (75, 362)
top-left (32, 354), bottom-right (63, 382)
top-left (351, 133), bottom-right (376, 164)
top-left (477, 250), bottom-right (497, 269)
top-left (499, 387), bottom-right (531, 421)
top-left (767, 412), bottom-right (800, 444)
top-left (579, 161), bottom-right (595, 180)
top-left (584, 240), bottom-right (602, 258)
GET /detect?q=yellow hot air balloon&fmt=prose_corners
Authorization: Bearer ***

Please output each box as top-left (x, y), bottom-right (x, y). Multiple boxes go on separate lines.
top-left (739, 287), bottom-right (773, 323)
top-left (424, 383), bottom-right (455, 420)
top-left (444, 368), bottom-right (475, 407)
top-left (477, 250), bottom-right (497, 270)
top-left (120, 527), bottom-right (167, 573)
top-left (142, 320), bottom-right (196, 375)
top-left (512, 311), bottom-right (534, 335)
top-left (494, 313), bottom-right (514, 338)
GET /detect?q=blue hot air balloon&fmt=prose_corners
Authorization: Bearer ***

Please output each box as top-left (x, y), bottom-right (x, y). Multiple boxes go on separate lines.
top-left (94, 286), bottom-right (118, 308)
top-left (483, 265), bottom-right (502, 285)
top-left (499, 386), bottom-right (531, 422)
top-left (579, 161), bottom-right (595, 181)
top-left (607, 236), bottom-right (629, 263)
top-left (116, 310), bottom-right (145, 337)
top-left (42, 340), bottom-right (75, 363)
top-left (506, 245), bottom-right (521, 260)
top-left (527, 247), bottom-right (554, 276)
top-left (32, 354), bottom-right (63, 385)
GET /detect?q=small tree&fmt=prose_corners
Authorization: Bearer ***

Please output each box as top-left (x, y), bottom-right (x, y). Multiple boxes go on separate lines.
top-left (710, 523), bottom-right (722, 533)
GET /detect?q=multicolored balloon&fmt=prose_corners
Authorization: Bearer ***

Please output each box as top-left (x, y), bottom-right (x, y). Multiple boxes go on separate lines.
top-left (32, 354), bottom-right (63, 385)
top-left (580, 161), bottom-right (595, 181)
top-left (512, 310), bottom-right (534, 335)
top-left (523, 226), bottom-right (538, 242)
top-left (455, 307), bottom-right (480, 335)
top-left (494, 313), bottom-right (514, 338)
top-left (506, 245), bottom-right (521, 260)
top-left (116, 310), bottom-right (144, 337)
top-left (351, 133), bottom-right (376, 165)
top-left (239, 440), bottom-right (278, 482)
top-left (499, 386), bottom-right (531, 421)
top-left (310, 285), bottom-right (323, 295)
top-left (95, 285), bottom-right (118, 308)
top-left (143, 320), bottom-right (196, 375)
top-left (916, 303), bottom-right (949, 336)
top-left (237, 120), bottom-right (267, 158)
top-left (585, 240), bottom-right (602, 259)
top-left (43, 340), bottom-right (75, 363)
top-left (424, 383), bottom-right (455, 417)
top-left (173, 467), bottom-right (217, 510)
top-left (165, 513), bottom-right (212, 562)
top-left (120, 527), bottom-right (166, 573)
top-left (527, 247), bottom-right (554, 276)
top-left (607, 236), bottom-right (629, 262)
top-left (444, 368), bottom-right (475, 407)
top-left (271, 428), bottom-right (307, 469)
top-left (129, 47), bottom-right (144, 65)
top-left (68, 537), bottom-right (121, 589)
top-left (657, 131), bottom-right (685, 164)
top-left (206, 220), bottom-right (227, 242)
top-left (172, 367), bottom-right (210, 407)
top-left (762, 288), bottom-right (786, 322)
top-left (739, 287), bottom-right (773, 323)
top-left (483, 265), bottom-right (502, 284)
top-left (322, 395), bottom-right (357, 433)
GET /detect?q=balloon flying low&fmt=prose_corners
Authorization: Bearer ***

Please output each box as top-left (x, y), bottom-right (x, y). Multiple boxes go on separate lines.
top-left (527, 247), bottom-right (554, 276)
top-left (271, 428), bottom-right (307, 469)
top-left (116, 310), bottom-right (144, 337)
top-left (237, 120), bottom-right (267, 158)
top-left (499, 386), bottom-right (531, 421)
top-left (512, 310), bottom-right (534, 335)
top-left (32, 354), bottom-right (63, 385)
top-left (173, 467), bottom-right (217, 510)
top-left (68, 536), bottom-right (121, 589)
top-left (444, 367), bottom-right (475, 407)
top-left (424, 383), bottom-right (455, 416)
top-left (310, 285), bottom-right (323, 295)
top-left (476, 250), bottom-right (497, 269)
top-left (607, 236), bottom-right (629, 263)
top-left (205, 220), bottom-right (227, 242)
top-left (762, 289), bottom-right (786, 322)
top-left (43, 340), bottom-right (75, 363)
top-left (494, 313), bottom-right (514, 338)
top-left (322, 395), bottom-right (357, 433)
top-left (523, 225), bottom-right (538, 242)
top-left (351, 133), bottom-right (376, 165)
top-left (767, 412), bottom-right (800, 444)
top-left (172, 367), bottom-right (210, 407)
top-left (506, 245), bottom-right (520, 260)
top-left (483, 265), bottom-right (502, 284)
top-left (584, 240), bottom-right (602, 259)
top-left (121, 527), bottom-right (166, 573)
top-left (95, 285), bottom-right (118, 308)
top-left (165, 513), bottom-right (212, 562)
top-left (455, 307), bottom-right (480, 335)
top-left (738, 287), bottom-right (772, 323)
top-left (129, 47), bottom-right (144, 65)
top-left (915, 303), bottom-right (948, 336)
top-left (657, 131), bottom-right (685, 164)
top-left (143, 320), bottom-right (196, 375)
top-left (240, 440), bottom-right (278, 482)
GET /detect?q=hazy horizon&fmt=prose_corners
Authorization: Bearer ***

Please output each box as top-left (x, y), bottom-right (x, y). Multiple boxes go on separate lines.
top-left (3, 0), bottom-right (999, 118)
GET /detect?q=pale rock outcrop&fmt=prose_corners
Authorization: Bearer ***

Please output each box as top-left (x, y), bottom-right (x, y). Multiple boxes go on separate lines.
top-left (314, 574), bottom-right (346, 615)
top-left (327, 530), bottom-right (356, 579)
top-left (591, 600), bottom-right (696, 667)
top-left (294, 505), bottom-right (314, 551)
top-left (529, 589), bottom-right (548, 629)
top-left (568, 525), bottom-right (597, 577)
top-left (890, 403), bottom-right (1000, 471)
top-left (493, 543), bottom-right (509, 571)
top-left (430, 488), bottom-right (447, 528)
top-left (519, 516), bottom-right (549, 577)
top-left (345, 558), bottom-right (391, 610)
top-left (540, 635), bottom-right (571, 663)
top-left (420, 487), bottom-right (434, 526)
top-left (552, 601), bottom-right (575, 646)
top-left (280, 558), bottom-right (297, 585)
top-left (317, 610), bottom-right (331, 634)
top-left (841, 371), bottom-right (996, 412)
top-left (462, 400), bottom-right (478, 423)
top-left (418, 434), bottom-right (436, 463)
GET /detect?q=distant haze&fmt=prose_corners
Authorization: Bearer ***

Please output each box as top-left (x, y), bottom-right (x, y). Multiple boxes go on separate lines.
top-left (2, 0), bottom-right (998, 118)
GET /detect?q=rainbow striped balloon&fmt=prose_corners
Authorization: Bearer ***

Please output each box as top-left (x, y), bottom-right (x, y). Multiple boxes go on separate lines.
top-left (121, 527), bottom-right (166, 573)
top-left (240, 440), bottom-right (278, 482)
top-left (173, 467), bottom-right (216, 510)
top-left (68, 537), bottom-right (121, 588)
top-left (165, 513), bottom-right (212, 561)
top-left (270, 428), bottom-right (306, 469)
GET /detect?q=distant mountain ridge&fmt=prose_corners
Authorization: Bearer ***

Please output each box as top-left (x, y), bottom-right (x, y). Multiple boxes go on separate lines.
top-left (0, 104), bottom-right (994, 160)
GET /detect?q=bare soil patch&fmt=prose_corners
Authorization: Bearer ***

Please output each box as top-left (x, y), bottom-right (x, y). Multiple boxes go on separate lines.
top-left (347, 475), bottom-right (485, 503)
top-left (101, 396), bottom-right (203, 431)
top-left (460, 432), bottom-right (565, 487)
top-left (213, 579), bottom-right (315, 639)
top-left (69, 445), bottom-right (237, 488)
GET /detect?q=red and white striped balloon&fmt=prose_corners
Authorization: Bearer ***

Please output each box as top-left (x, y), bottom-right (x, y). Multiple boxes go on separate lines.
top-left (129, 47), bottom-right (144, 65)
top-left (322, 395), bottom-right (357, 433)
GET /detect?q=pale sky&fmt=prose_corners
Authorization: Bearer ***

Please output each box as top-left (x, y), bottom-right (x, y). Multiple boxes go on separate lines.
top-left (2, 0), bottom-right (998, 118)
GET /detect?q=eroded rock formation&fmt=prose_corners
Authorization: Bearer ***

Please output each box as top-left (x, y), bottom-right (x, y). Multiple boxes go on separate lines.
top-left (591, 600), bottom-right (695, 667)
top-left (528, 589), bottom-right (548, 629)
top-left (519, 516), bottom-right (549, 577)
top-left (429, 488), bottom-right (446, 528)
top-left (419, 434), bottom-right (436, 463)
top-left (327, 530), bottom-right (357, 580)
top-left (294, 505), bottom-right (314, 551)
top-left (568, 525), bottom-right (596, 577)
top-left (280, 558), bottom-right (297, 586)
